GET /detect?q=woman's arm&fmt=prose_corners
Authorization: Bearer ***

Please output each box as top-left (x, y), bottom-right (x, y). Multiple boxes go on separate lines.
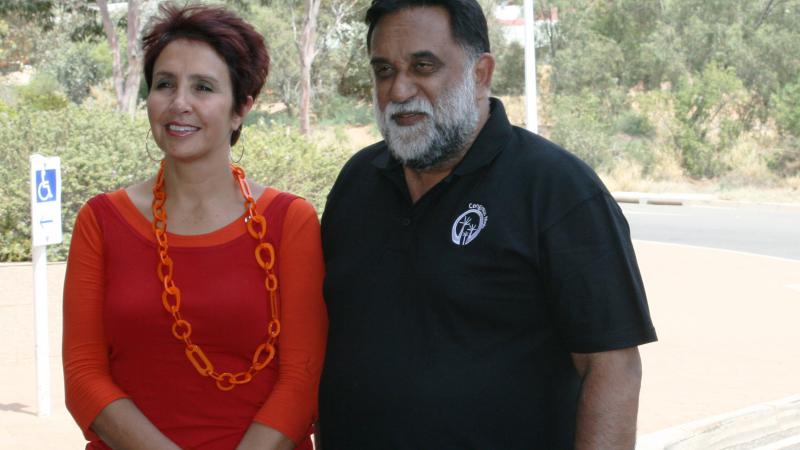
top-left (237, 422), bottom-right (294, 450)
top-left (63, 203), bottom-right (175, 448)
top-left (248, 198), bottom-right (329, 446)
top-left (91, 399), bottom-right (180, 450)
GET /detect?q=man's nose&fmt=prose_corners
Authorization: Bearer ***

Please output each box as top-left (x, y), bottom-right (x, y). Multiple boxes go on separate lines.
top-left (388, 72), bottom-right (418, 104)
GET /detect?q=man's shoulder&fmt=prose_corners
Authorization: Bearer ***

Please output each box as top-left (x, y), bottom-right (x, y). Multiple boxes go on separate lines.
top-left (502, 126), bottom-right (606, 191)
top-left (342, 140), bottom-right (388, 172)
top-left (325, 140), bottom-right (388, 207)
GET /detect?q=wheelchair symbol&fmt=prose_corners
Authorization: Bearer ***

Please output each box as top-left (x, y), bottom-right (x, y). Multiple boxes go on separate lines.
top-left (35, 169), bottom-right (57, 203)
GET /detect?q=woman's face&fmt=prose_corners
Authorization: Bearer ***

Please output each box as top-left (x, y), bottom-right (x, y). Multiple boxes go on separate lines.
top-left (147, 39), bottom-right (244, 163)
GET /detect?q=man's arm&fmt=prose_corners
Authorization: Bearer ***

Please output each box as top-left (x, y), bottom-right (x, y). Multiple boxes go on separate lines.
top-left (571, 347), bottom-right (643, 450)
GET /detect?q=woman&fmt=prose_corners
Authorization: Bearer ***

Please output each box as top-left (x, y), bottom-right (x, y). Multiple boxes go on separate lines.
top-left (62, 4), bottom-right (327, 449)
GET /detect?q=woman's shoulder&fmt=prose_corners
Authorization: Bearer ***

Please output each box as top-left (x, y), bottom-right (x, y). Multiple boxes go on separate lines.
top-left (123, 180), bottom-right (153, 218)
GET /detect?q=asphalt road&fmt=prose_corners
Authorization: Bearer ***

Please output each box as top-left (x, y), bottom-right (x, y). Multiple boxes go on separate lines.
top-left (619, 202), bottom-right (800, 261)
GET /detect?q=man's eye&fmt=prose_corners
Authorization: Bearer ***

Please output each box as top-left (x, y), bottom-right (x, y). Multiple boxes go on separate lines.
top-left (374, 65), bottom-right (394, 78)
top-left (415, 62), bottom-right (436, 73)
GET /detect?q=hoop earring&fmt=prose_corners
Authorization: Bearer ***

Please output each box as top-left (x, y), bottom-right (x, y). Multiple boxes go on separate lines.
top-left (233, 128), bottom-right (245, 164)
top-left (144, 129), bottom-right (160, 162)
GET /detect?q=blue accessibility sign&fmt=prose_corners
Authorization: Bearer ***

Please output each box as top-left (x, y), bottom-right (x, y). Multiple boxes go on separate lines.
top-left (35, 169), bottom-right (57, 203)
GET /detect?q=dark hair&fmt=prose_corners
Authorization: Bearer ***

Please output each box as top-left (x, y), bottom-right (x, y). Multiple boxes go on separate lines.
top-left (365, 0), bottom-right (490, 57)
top-left (142, 3), bottom-right (269, 145)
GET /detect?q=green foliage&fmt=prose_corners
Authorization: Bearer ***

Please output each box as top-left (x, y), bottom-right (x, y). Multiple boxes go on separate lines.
top-left (16, 72), bottom-right (68, 110)
top-left (243, 128), bottom-right (353, 212)
top-left (550, 91), bottom-right (616, 170)
top-left (0, 0), bottom-right (103, 73)
top-left (615, 111), bottom-right (654, 138)
top-left (492, 41), bottom-right (524, 96)
top-left (673, 62), bottom-right (748, 178)
top-left (774, 79), bottom-right (800, 137)
top-left (43, 41), bottom-right (112, 103)
top-left (552, 30), bottom-right (624, 93)
top-left (0, 104), bottom-right (353, 262)
top-left (315, 94), bottom-right (373, 126)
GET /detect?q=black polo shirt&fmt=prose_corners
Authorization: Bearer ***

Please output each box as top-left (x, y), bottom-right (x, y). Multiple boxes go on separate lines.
top-left (319, 99), bottom-right (656, 450)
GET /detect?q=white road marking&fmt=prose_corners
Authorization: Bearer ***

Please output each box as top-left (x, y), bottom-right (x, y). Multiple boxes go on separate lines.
top-left (624, 211), bottom-right (683, 217)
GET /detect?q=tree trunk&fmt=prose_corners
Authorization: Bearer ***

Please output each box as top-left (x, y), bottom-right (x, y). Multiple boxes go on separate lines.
top-left (97, 0), bottom-right (123, 107)
top-left (121, 0), bottom-right (142, 115)
top-left (298, 0), bottom-right (321, 136)
top-left (97, 0), bottom-right (143, 116)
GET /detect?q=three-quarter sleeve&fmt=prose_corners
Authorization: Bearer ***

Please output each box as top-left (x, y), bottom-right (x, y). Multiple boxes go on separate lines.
top-left (62, 203), bottom-right (129, 440)
top-left (253, 198), bottom-right (328, 444)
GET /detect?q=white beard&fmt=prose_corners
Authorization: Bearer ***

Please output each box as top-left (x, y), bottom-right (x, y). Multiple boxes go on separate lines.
top-left (374, 66), bottom-right (480, 170)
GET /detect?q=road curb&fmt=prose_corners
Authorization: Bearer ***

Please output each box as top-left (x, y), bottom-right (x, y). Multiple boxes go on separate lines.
top-left (636, 395), bottom-right (800, 450)
top-left (612, 192), bottom-right (715, 206)
top-left (612, 191), bottom-right (800, 210)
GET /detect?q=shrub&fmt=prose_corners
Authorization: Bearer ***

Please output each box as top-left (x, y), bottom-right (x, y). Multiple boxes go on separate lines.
top-left (615, 111), bottom-right (655, 137)
top-left (315, 94), bottom-right (373, 126)
top-left (44, 40), bottom-right (112, 104)
top-left (773, 79), bottom-right (800, 137)
top-left (16, 72), bottom-right (68, 110)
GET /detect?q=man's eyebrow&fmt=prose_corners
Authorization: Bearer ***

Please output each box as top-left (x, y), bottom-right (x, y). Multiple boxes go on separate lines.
top-left (411, 50), bottom-right (442, 63)
top-left (370, 51), bottom-right (444, 66)
top-left (370, 56), bottom-right (390, 65)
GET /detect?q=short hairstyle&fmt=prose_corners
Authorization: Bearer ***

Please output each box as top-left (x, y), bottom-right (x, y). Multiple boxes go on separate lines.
top-left (365, 0), bottom-right (490, 57)
top-left (142, 3), bottom-right (269, 145)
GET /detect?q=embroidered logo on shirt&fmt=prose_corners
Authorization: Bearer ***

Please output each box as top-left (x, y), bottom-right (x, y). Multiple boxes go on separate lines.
top-left (451, 203), bottom-right (488, 246)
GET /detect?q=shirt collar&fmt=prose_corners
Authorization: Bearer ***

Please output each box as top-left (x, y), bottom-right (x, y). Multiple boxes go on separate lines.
top-left (371, 98), bottom-right (512, 174)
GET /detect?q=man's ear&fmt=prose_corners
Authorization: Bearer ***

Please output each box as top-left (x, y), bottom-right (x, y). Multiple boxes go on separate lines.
top-left (473, 53), bottom-right (495, 100)
top-left (233, 95), bottom-right (255, 130)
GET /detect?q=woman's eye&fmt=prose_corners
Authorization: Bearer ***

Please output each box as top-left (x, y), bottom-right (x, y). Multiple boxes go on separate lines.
top-left (196, 84), bottom-right (213, 92)
top-left (155, 80), bottom-right (172, 89)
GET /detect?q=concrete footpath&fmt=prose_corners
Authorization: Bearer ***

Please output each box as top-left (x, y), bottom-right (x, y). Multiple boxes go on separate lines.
top-left (1, 241), bottom-right (799, 448)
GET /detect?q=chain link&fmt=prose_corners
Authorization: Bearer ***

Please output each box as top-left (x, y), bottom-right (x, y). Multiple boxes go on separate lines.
top-left (151, 160), bottom-right (280, 391)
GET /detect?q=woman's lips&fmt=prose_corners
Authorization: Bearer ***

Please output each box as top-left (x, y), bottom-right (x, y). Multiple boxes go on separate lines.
top-left (165, 123), bottom-right (200, 137)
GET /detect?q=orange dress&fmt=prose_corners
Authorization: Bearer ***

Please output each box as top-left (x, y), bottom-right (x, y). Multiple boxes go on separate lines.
top-left (63, 188), bottom-right (327, 449)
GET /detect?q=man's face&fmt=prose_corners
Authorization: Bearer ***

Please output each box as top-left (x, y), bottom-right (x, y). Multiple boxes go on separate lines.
top-left (369, 6), bottom-right (480, 170)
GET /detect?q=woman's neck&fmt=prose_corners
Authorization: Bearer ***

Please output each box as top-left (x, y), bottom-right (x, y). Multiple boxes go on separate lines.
top-left (162, 154), bottom-right (239, 206)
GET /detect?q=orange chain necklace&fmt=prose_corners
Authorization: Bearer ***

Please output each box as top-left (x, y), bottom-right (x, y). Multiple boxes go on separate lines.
top-left (151, 160), bottom-right (280, 391)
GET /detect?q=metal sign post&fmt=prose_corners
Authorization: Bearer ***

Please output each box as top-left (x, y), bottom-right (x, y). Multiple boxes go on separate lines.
top-left (29, 154), bottom-right (63, 418)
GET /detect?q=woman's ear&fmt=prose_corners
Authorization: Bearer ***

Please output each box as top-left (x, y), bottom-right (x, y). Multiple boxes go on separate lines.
top-left (233, 96), bottom-right (255, 130)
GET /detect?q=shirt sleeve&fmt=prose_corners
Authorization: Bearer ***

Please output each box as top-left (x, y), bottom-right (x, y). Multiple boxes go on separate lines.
top-left (62, 202), bottom-right (129, 441)
top-left (540, 192), bottom-right (657, 353)
top-left (253, 198), bottom-right (328, 444)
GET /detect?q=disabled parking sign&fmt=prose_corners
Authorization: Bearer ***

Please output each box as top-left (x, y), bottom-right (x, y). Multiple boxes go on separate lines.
top-left (35, 169), bottom-right (57, 203)
top-left (29, 155), bottom-right (62, 246)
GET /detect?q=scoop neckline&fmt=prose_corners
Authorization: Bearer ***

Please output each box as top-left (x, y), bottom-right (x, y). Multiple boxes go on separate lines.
top-left (108, 187), bottom-right (278, 248)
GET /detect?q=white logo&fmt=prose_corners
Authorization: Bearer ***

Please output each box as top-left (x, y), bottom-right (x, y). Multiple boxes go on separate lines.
top-left (451, 203), bottom-right (488, 246)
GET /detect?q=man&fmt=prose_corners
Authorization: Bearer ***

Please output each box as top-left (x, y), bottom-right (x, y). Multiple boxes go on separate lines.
top-left (319, 1), bottom-right (657, 448)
